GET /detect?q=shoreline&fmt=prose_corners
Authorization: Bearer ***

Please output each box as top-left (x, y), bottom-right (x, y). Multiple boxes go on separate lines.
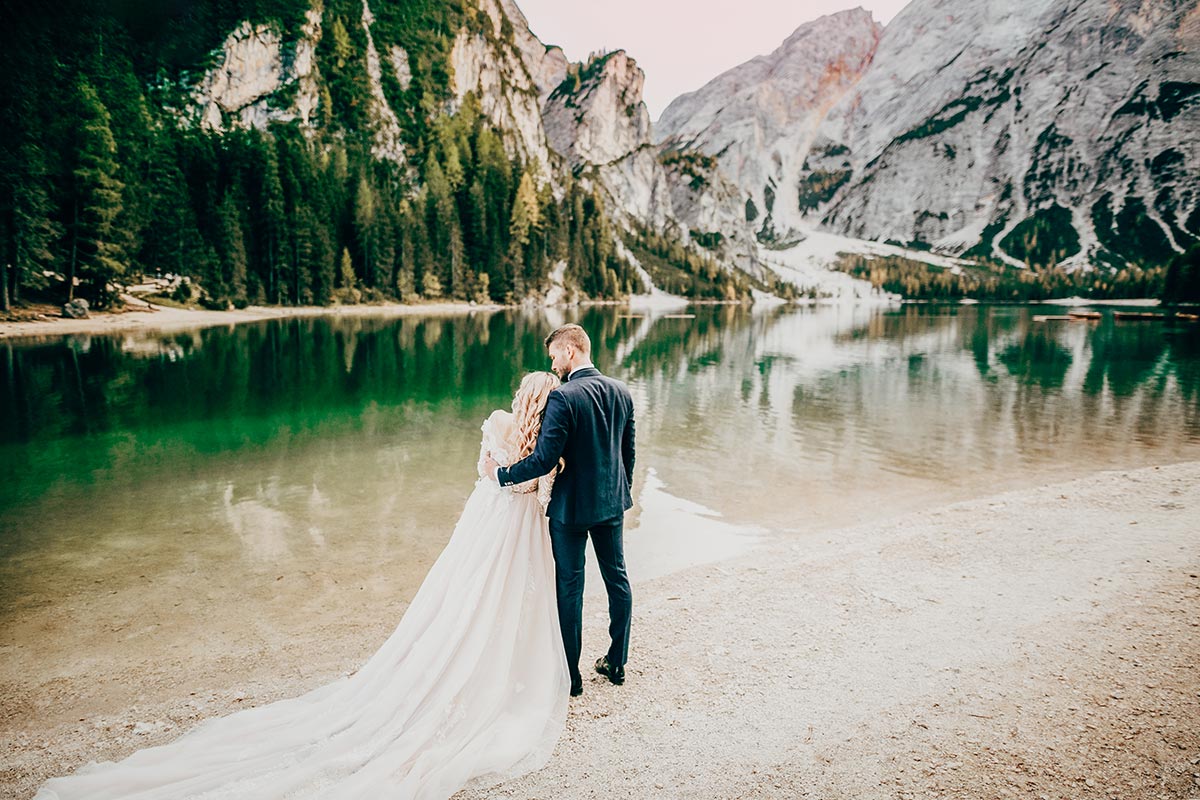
top-left (3, 460), bottom-right (1197, 798)
top-left (0, 295), bottom-right (756, 342)
top-left (0, 300), bottom-right (506, 342)
top-left (2, 295), bottom-right (1183, 342)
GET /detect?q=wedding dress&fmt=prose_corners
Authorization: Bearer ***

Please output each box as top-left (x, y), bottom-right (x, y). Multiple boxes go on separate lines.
top-left (36, 410), bottom-right (569, 800)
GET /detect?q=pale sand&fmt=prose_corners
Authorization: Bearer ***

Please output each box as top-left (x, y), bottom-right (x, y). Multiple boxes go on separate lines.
top-left (0, 301), bottom-right (503, 341)
top-left (3, 462), bottom-right (1198, 799)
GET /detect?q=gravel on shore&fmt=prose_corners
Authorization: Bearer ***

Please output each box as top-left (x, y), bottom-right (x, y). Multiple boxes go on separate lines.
top-left (4, 462), bottom-right (1197, 799)
top-left (457, 461), bottom-right (1200, 799)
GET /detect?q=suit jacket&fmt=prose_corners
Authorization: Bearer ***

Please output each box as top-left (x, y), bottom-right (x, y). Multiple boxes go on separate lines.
top-left (497, 366), bottom-right (635, 528)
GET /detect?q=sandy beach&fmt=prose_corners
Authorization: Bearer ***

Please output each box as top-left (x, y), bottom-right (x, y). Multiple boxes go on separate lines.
top-left (3, 462), bottom-right (1198, 798)
top-left (0, 300), bottom-right (506, 341)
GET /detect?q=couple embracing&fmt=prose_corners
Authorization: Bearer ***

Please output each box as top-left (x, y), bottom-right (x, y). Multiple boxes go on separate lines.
top-left (37, 323), bottom-right (636, 800)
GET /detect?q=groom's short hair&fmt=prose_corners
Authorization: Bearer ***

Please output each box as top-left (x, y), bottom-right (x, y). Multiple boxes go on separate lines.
top-left (545, 324), bottom-right (591, 356)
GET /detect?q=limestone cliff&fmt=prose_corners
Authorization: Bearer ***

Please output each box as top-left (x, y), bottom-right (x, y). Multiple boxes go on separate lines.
top-left (658, 0), bottom-right (1200, 271)
top-left (545, 51), bottom-right (764, 277)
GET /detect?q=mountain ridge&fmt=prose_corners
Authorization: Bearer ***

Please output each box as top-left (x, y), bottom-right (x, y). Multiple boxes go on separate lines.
top-left (2, 0), bottom-right (758, 311)
top-left (656, 0), bottom-right (1200, 283)
top-left (4, 0), bottom-right (1197, 313)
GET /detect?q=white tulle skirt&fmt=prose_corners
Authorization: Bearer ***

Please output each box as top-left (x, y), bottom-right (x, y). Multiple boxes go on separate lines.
top-left (36, 479), bottom-right (570, 800)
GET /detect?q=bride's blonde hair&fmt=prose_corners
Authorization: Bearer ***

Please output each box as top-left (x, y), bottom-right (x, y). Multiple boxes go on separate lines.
top-left (511, 371), bottom-right (562, 468)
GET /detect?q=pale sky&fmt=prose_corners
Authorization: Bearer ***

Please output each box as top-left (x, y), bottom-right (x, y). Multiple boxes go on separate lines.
top-left (515, 0), bottom-right (912, 121)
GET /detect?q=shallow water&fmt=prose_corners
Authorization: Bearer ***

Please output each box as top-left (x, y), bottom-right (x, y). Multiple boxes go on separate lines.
top-left (1, 303), bottom-right (1198, 675)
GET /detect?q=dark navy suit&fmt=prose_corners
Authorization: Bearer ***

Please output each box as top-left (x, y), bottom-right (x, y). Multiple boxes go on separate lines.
top-left (497, 366), bottom-right (635, 680)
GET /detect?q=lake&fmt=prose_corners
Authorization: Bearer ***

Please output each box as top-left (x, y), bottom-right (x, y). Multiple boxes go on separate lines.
top-left (2, 303), bottom-right (1198, 710)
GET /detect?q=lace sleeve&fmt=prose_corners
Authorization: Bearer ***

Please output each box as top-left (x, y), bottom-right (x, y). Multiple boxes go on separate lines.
top-left (477, 411), bottom-right (514, 479)
top-left (476, 417), bottom-right (490, 479)
top-left (536, 464), bottom-right (558, 511)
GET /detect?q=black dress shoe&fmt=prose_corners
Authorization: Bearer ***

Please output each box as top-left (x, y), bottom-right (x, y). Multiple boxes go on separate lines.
top-left (570, 676), bottom-right (583, 697)
top-left (594, 656), bottom-right (624, 685)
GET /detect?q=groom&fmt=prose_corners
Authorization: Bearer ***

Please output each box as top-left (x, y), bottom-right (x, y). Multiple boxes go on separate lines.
top-left (484, 324), bottom-right (635, 697)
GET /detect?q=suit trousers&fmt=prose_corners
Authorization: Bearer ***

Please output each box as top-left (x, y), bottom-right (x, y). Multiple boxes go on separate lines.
top-left (548, 515), bottom-right (632, 681)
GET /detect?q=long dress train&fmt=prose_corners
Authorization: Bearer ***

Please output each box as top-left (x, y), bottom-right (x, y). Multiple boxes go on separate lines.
top-left (35, 411), bottom-right (569, 800)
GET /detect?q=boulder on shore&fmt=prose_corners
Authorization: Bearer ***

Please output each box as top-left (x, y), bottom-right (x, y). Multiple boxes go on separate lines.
top-left (61, 298), bottom-right (90, 319)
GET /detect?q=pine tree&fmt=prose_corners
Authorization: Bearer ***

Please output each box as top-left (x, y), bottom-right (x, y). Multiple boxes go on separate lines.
top-left (442, 141), bottom-right (465, 191)
top-left (422, 269), bottom-right (443, 299)
top-left (322, 15), bottom-right (369, 130)
top-left (448, 218), bottom-right (466, 299)
top-left (509, 170), bottom-right (539, 248)
top-left (307, 140), bottom-right (339, 305)
top-left (410, 197), bottom-right (435, 298)
top-left (465, 178), bottom-right (488, 276)
top-left (474, 128), bottom-right (512, 288)
top-left (140, 130), bottom-right (206, 280)
top-left (424, 158), bottom-right (466, 296)
top-left (254, 134), bottom-right (287, 304)
top-left (106, 84), bottom-right (156, 288)
top-left (566, 189), bottom-right (587, 292)
top-left (215, 189), bottom-right (248, 305)
top-left (376, 199), bottom-right (397, 297)
top-left (68, 79), bottom-right (125, 305)
top-left (330, 16), bottom-right (354, 70)
top-left (1163, 245), bottom-right (1200, 304)
top-left (507, 170), bottom-right (540, 297)
top-left (353, 174), bottom-right (378, 288)
top-left (396, 203), bottom-right (417, 301)
top-left (10, 139), bottom-right (63, 309)
top-left (336, 246), bottom-right (360, 303)
top-left (298, 205), bottom-right (334, 305)
top-left (274, 128), bottom-right (309, 305)
top-left (473, 271), bottom-right (490, 304)
top-left (339, 247), bottom-right (355, 288)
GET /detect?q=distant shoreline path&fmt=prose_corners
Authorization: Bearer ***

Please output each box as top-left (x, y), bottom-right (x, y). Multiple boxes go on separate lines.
top-left (0, 301), bottom-right (503, 341)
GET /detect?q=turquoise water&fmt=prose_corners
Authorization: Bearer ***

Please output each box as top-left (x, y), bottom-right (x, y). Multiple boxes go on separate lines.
top-left (2, 303), bottom-right (1198, 641)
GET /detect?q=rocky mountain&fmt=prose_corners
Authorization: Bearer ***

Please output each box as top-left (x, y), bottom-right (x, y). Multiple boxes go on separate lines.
top-left (657, 0), bottom-right (1200, 274)
top-left (446, 0), bottom-right (565, 173)
top-left (192, 11), bottom-right (325, 134)
top-left (17, 0), bottom-right (1188, 311)
top-left (179, 0), bottom-right (764, 297)
top-left (191, 0), bottom-right (566, 172)
top-left (543, 50), bottom-right (764, 279)
top-left (656, 8), bottom-right (882, 246)
top-left (7, 0), bottom-right (771, 310)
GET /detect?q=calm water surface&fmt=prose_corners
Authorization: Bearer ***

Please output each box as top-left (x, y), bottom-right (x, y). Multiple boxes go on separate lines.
top-left (2, 303), bottom-right (1198, 673)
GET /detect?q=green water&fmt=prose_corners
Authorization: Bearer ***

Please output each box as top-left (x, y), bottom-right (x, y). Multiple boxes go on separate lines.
top-left (2, 304), bottom-right (1199, 631)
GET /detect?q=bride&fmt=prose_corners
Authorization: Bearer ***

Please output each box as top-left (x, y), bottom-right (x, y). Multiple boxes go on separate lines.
top-left (36, 372), bottom-right (570, 800)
